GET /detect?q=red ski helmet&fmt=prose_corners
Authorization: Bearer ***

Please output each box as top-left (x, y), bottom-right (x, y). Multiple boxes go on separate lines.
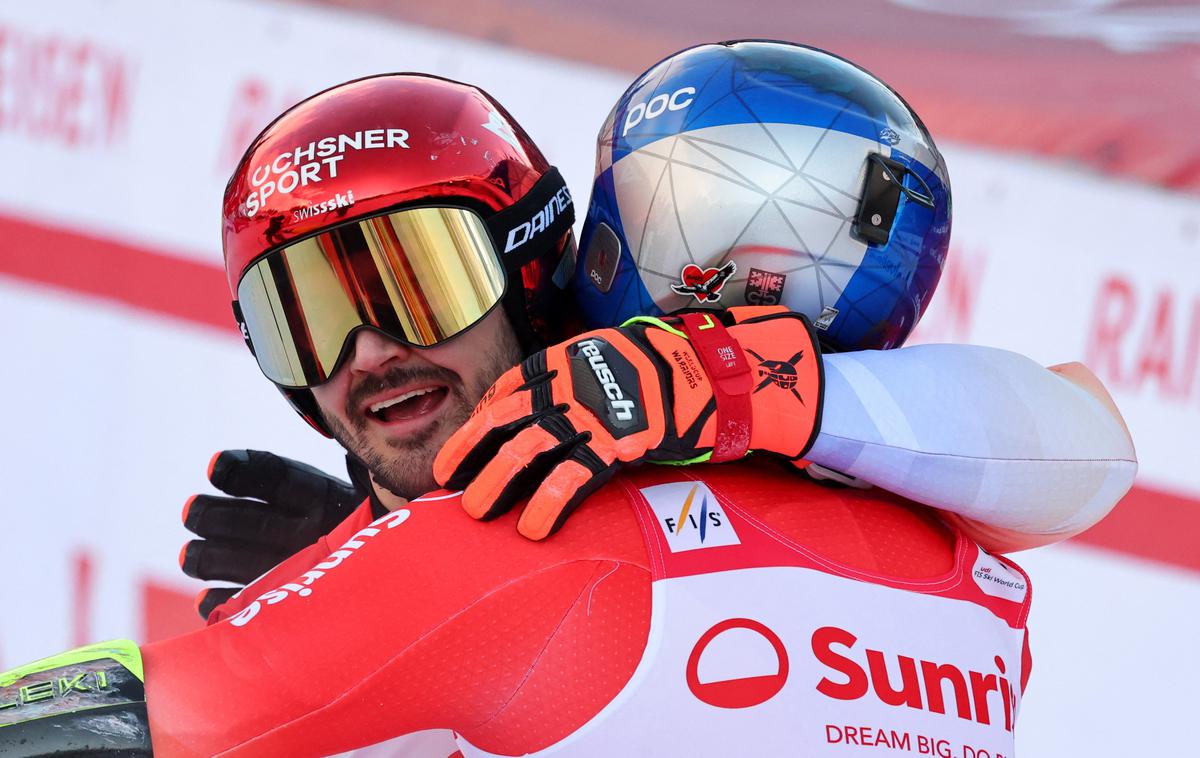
top-left (222, 73), bottom-right (577, 435)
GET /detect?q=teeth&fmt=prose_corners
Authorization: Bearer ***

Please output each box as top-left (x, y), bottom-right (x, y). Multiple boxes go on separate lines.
top-left (370, 387), bottom-right (436, 413)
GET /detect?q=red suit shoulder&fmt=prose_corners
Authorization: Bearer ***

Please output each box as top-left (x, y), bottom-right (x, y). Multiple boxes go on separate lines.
top-left (205, 499), bottom-right (376, 624)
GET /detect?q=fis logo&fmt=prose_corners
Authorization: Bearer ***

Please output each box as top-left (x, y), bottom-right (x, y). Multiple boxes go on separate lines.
top-left (640, 481), bottom-right (740, 553)
top-left (663, 483), bottom-right (722, 542)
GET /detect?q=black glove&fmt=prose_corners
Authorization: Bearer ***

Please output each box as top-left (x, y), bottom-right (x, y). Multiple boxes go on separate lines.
top-left (180, 449), bottom-right (368, 620)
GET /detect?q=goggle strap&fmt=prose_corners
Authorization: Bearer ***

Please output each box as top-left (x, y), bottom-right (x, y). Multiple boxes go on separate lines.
top-left (486, 166), bottom-right (576, 269)
top-left (231, 300), bottom-right (256, 357)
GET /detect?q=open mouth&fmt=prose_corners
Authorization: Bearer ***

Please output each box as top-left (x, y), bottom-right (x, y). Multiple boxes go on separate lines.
top-left (365, 386), bottom-right (450, 424)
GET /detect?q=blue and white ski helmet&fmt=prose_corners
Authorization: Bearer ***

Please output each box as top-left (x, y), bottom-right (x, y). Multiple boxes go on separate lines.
top-left (575, 40), bottom-right (951, 351)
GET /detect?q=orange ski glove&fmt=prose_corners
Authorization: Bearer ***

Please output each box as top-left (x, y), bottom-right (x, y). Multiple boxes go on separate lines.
top-left (434, 306), bottom-right (823, 539)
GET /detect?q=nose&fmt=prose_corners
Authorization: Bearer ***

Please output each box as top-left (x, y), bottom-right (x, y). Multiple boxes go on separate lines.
top-left (345, 328), bottom-right (413, 375)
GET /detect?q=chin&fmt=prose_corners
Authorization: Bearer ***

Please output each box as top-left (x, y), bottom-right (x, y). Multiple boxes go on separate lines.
top-left (373, 433), bottom-right (453, 499)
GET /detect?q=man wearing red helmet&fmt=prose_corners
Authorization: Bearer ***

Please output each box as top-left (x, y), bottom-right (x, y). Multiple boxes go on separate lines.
top-left (0, 54), bottom-right (1134, 756)
top-left (182, 49), bottom-right (1138, 620)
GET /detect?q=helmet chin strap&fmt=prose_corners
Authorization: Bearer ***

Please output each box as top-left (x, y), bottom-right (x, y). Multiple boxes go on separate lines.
top-left (340, 451), bottom-right (399, 519)
top-left (231, 298), bottom-right (337, 435)
top-left (282, 386), bottom-right (333, 437)
top-left (366, 472), bottom-right (412, 514)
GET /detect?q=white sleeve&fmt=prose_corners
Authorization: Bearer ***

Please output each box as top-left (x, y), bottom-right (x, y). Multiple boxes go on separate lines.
top-left (805, 344), bottom-right (1137, 537)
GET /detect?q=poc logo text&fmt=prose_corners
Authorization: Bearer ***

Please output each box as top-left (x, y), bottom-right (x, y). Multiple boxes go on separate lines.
top-left (622, 86), bottom-right (696, 136)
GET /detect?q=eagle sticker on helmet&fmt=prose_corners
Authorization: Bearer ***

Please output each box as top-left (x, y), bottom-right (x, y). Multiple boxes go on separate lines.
top-left (671, 261), bottom-right (737, 303)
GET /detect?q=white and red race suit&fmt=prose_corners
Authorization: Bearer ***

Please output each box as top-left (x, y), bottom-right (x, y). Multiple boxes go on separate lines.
top-left (144, 460), bottom-right (1030, 757)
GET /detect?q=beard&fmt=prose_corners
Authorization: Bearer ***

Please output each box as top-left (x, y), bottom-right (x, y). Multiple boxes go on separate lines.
top-left (321, 330), bottom-right (523, 500)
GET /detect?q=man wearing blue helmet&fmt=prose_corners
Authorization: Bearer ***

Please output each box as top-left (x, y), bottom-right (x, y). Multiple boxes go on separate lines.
top-left (433, 40), bottom-right (1133, 550)
top-left (184, 44), bottom-right (1133, 610)
top-left (1, 42), bottom-right (1135, 756)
